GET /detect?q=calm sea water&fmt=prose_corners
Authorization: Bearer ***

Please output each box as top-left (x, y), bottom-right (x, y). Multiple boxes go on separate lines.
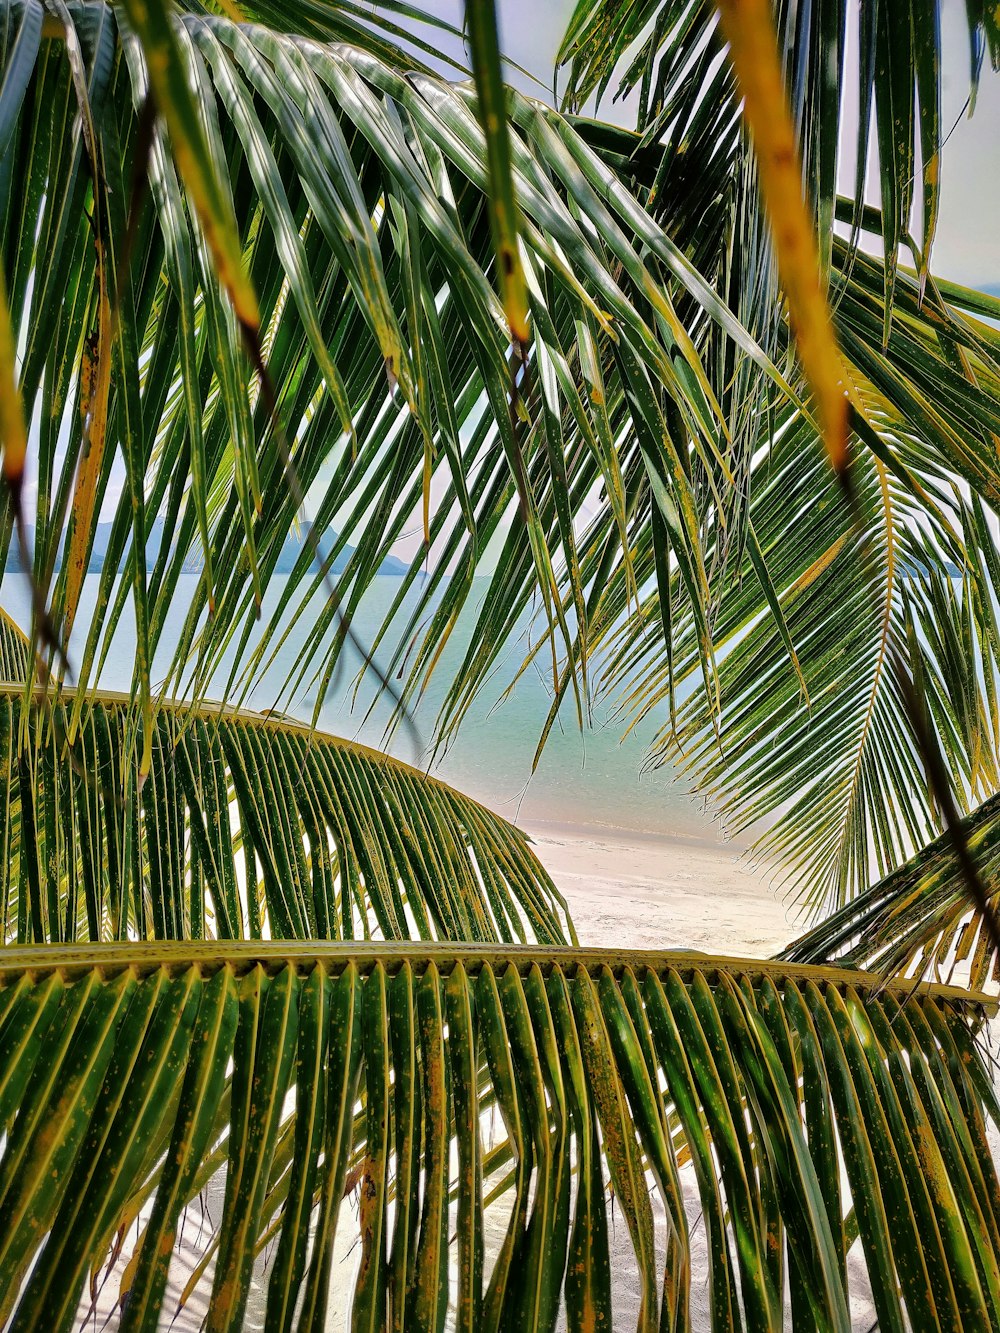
top-left (1, 573), bottom-right (713, 838)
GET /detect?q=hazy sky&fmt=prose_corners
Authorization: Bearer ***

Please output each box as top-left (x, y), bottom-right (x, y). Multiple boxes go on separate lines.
top-left (425, 0), bottom-right (1000, 288)
top-left (917, 4), bottom-right (1000, 287)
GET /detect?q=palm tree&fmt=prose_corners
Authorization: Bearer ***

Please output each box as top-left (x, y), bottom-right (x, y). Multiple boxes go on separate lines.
top-left (2, 0), bottom-right (1000, 1326)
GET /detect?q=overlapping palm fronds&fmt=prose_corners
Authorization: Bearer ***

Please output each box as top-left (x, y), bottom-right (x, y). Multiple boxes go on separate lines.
top-left (783, 787), bottom-right (1000, 988)
top-left (0, 0), bottom-right (786, 750)
top-left (559, 0), bottom-right (1000, 298)
top-left (202, 0), bottom-right (467, 73)
top-left (0, 942), bottom-right (997, 1331)
top-left (6, 0), bottom-right (1000, 911)
top-left (4, 1), bottom-right (1000, 1327)
top-left (522, 247), bottom-right (1000, 909)
top-left (0, 682), bottom-right (571, 948)
top-left (541, 5), bottom-right (1000, 906)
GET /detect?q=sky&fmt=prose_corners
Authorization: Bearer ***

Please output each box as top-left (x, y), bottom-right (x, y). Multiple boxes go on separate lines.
top-left (421, 0), bottom-right (1000, 289)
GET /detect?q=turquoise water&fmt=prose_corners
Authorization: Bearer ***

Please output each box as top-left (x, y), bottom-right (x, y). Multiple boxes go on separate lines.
top-left (0, 574), bottom-right (713, 838)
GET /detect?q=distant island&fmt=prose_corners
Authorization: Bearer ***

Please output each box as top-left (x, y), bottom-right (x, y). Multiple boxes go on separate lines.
top-left (899, 556), bottom-right (963, 579)
top-left (3, 520), bottom-right (410, 577)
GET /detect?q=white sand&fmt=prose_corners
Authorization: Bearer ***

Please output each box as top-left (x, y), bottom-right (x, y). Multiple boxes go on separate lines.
top-left (523, 819), bottom-right (806, 957)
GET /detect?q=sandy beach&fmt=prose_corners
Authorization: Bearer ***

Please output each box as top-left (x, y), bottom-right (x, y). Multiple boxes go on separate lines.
top-left (524, 819), bottom-right (804, 957)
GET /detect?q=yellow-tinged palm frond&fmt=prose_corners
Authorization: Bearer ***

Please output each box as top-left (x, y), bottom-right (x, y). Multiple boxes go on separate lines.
top-left (0, 943), bottom-right (996, 1330)
top-left (5, 1), bottom-right (1000, 911)
top-left (559, 0), bottom-right (999, 302)
top-left (0, 606), bottom-right (27, 682)
top-left (541, 162), bottom-right (1000, 907)
top-left (4, 4), bottom-right (1000, 1327)
top-left (0, 684), bottom-right (571, 948)
top-left (0, 0), bottom-right (778, 744)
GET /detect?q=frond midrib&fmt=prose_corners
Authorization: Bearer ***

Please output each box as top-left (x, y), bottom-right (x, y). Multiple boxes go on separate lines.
top-left (0, 682), bottom-right (488, 809)
top-left (1, 938), bottom-right (992, 1014)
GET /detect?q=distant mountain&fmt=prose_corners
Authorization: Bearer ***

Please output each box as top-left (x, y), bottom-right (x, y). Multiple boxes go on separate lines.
top-left (4, 520), bottom-right (409, 577)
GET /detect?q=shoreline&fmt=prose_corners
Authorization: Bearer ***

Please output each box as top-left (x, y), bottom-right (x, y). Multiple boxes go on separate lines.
top-left (521, 812), bottom-right (754, 854)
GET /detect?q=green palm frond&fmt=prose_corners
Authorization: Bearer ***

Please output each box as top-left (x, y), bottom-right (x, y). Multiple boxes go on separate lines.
top-left (0, 684), bottom-right (571, 947)
top-left (6, 1), bottom-right (1000, 916)
top-left (0, 0), bottom-right (786, 743)
top-left (550, 7), bottom-right (1000, 910)
top-left (449, 10), bottom-right (1000, 908)
top-left (0, 942), bottom-right (996, 1331)
top-left (516, 164), bottom-right (1000, 907)
top-left (212, 0), bottom-right (467, 74)
top-left (783, 787), bottom-right (1000, 988)
top-left (559, 0), bottom-right (999, 300)
top-left (3, 4), bottom-right (1000, 1330)
top-left (0, 606), bottom-right (27, 682)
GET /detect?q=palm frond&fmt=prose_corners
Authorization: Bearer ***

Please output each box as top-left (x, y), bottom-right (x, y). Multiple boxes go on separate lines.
top-left (0, 941), bottom-right (996, 1330)
top-left (552, 9), bottom-right (1000, 918)
top-left (6, 2), bottom-right (1000, 917)
top-left (0, 606), bottom-right (27, 682)
top-left (218, 0), bottom-right (468, 75)
top-left (526, 159), bottom-right (1000, 908)
top-left (558, 0), bottom-right (999, 300)
top-left (783, 787), bottom-right (1000, 988)
top-left (3, 9), bottom-right (1000, 1331)
top-left (0, 0), bottom-right (786, 747)
top-left (0, 685), bottom-right (572, 947)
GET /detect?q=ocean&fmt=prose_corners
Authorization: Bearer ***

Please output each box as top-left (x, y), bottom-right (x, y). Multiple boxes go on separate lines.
top-left (0, 573), bottom-right (713, 840)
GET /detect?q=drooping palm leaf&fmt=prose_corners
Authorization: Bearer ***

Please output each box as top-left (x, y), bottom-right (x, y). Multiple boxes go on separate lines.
top-left (0, 942), bottom-right (996, 1330)
top-left (478, 5), bottom-right (1000, 910)
top-left (533, 132), bottom-right (1000, 906)
top-left (214, 0), bottom-right (468, 74)
top-left (542, 4), bottom-right (1000, 909)
top-left (559, 0), bottom-right (1000, 300)
top-left (783, 786), bottom-right (1000, 988)
top-left (0, 683), bottom-right (572, 947)
top-left (512, 265), bottom-right (1000, 911)
top-left (0, 0), bottom-right (785, 744)
top-left (6, 0), bottom-right (1000, 915)
top-left (2, 6), bottom-right (1000, 1331)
